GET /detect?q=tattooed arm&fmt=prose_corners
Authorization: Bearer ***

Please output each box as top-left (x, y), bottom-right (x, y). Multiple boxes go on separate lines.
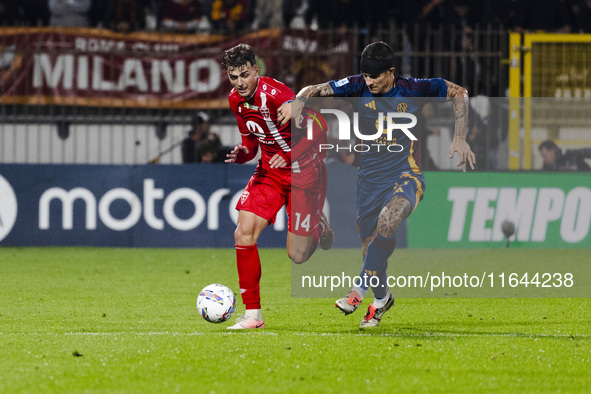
top-left (445, 79), bottom-right (475, 172)
top-left (278, 83), bottom-right (335, 127)
top-left (297, 82), bottom-right (335, 99)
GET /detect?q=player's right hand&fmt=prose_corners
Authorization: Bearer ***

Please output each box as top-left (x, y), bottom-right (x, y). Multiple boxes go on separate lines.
top-left (291, 98), bottom-right (305, 128)
top-left (225, 144), bottom-right (249, 163)
top-left (277, 102), bottom-right (292, 127)
top-left (269, 153), bottom-right (288, 168)
top-left (449, 138), bottom-right (476, 172)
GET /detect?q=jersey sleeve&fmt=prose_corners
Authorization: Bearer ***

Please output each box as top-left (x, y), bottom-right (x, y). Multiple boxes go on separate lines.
top-left (328, 74), bottom-right (366, 97)
top-left (236, 133), bottom-right (259, 163)
top-left (228, 95), bottom-right (259, 163)
top-left (275, 82), bottom-right (295, 108)
top-left (230, 109), bottom-right (248, 137)
top-left (406, 77), bottom-right (447, 98)
top-left (428, 78), bottom-right (447, 97)
top-left (260, 77), bottom-right (295, 112)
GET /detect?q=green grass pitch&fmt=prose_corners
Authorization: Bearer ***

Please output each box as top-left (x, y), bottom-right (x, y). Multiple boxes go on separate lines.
top-left (1, 247), bottom-right (590, 393)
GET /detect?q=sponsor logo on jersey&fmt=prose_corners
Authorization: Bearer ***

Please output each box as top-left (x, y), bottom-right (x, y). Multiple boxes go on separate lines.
top-left (246, 121), bottom-right (266, 138)
top-left (365, 100), bottom-right (376, 110)
top-left (335, 78), bottom-right (349, 87)
top-left (397, 102), bottom-right (409, 112)
top-left (243, 102), bottom-right (260, 111)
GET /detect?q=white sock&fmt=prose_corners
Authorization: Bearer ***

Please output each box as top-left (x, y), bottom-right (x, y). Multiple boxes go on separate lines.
top-left (352, 286), bottom-right (367, 299)
top-left (245, 309), bottom-right (263, 321)
top-left (373, 291), bottom-right (390, 308)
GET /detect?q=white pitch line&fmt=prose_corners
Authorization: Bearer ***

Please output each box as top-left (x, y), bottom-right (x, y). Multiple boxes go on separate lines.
top-left (0, 331), bottom-right (586, 339)
top-left (291, 332), bottom-right (589, 339)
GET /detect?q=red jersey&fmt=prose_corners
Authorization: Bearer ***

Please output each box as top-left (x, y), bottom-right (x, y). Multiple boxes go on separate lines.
top-left (229, 76), bottom-right (295, 171)
top-left (229, 77), bottom-right (328, 232)
top-left (229, 76), bottom-right (327, 172)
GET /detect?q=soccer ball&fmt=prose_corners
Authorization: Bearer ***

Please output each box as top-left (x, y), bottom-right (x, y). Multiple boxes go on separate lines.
top-left (197, 284), bottom-right (236, 323)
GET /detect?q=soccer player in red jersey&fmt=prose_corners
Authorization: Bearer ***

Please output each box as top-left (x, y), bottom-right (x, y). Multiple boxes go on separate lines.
top-left (222, 43), bottom-right (334, 329)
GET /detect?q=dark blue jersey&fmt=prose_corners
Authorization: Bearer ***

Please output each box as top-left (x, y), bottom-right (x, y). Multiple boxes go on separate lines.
top-left (329, 75), bottom-right (447, 184)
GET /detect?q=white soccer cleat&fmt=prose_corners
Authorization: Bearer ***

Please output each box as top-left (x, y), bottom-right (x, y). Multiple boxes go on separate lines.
top-left (359, 291), bottom-right (394, 328)
top-left (226, 315), bottom-right (265, 330)
top-left (335, 289), bottom-right (363, 315)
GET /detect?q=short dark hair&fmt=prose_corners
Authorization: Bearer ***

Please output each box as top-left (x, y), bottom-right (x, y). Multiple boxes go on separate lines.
top-left (361, 41), bottom-right (394, 61)
top-left (539, 140), bottom-right (558, 151)
top-left (222, 44), bottom-right (257, 70)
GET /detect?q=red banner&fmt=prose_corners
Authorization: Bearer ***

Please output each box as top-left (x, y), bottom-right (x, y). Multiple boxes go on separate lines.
top-left (0, 27), bottom-right (354, 109)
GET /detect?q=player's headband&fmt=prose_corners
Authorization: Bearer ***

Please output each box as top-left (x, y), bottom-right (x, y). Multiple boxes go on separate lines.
top-left (360, 57), bottom-right (394, 76)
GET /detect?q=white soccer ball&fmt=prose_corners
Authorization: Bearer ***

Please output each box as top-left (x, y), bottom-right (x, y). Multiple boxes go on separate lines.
top-left (197, 284), bottom-right (236, 323)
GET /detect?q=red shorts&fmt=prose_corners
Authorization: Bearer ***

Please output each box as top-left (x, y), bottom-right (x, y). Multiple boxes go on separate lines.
top-left (235, 163), bottom-right (327, 236)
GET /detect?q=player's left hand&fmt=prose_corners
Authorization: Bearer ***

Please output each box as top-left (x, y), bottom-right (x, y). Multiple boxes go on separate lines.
top-left (449, 138), bottom-right (476, 172)
top-left (277, 102), bottom-right (292, 127)
top-left (225, 144), bottom-right (249, 163)
top-left (269, 153), bottom-right (288, 168)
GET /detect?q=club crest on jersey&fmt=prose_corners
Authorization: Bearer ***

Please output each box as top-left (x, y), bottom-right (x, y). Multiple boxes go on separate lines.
top-left (260, 106), bottom-right (271, 120)
top-left (259, 92), bottom-right (272, 120)
top-left (240, 190), bottom-right (249, 204)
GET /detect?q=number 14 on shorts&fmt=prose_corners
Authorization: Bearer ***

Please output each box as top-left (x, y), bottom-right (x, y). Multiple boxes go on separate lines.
top-left (294, 212), bottom-right (311, 231)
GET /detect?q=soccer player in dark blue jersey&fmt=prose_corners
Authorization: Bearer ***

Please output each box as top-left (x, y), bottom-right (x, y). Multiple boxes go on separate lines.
top-left (280, 41), bottom-right (476, 328)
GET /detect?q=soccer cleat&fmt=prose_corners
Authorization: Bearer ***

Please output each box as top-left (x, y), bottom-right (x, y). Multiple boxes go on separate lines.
top-left (359, 291), bottom-right (394, 328)
top-left (226, 315), bottom-right (265, 330)
top-left (318, 213), bottom-right (334, 250)
top-left (335, 289), bottom-right (363, 315)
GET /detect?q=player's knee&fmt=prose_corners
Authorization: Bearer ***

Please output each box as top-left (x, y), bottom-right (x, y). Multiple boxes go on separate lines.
top-left (377, 198), bottom-right (411, 238)
top-left (234, 226), bottom-right (256, 246)
top-left (376, 211), bottom-right (400, 238)
top-left (376, 220), bottom-right (400, 238)
top-left (288, 248), bottom-right (310, 264)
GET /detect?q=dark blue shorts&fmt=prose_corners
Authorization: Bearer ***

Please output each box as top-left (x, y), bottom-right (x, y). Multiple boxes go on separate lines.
top-left (356, 173), bottom-right (425, 239)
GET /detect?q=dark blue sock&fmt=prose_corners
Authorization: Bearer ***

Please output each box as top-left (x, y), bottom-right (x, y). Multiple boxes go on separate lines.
top-left (358, 233), bottom-right (396, 299)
